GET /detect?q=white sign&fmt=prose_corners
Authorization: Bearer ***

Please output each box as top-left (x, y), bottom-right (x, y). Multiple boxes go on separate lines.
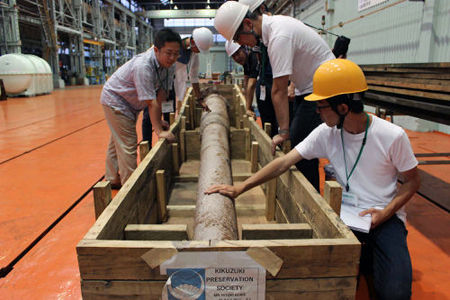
top-left (358, 0), bottom-right (389, 11)
top-left (160, 251), bottom-right (266, 300)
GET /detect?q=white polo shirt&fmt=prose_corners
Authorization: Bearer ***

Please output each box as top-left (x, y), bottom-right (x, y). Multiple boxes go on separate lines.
top-left (261, 14), bottom-right (335, 95)
top-left (295, 116), bottom-right (418, 223)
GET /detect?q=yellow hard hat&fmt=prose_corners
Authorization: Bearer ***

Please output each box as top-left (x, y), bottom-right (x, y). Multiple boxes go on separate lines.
top-left (305, 59), bottom-right (368, 101)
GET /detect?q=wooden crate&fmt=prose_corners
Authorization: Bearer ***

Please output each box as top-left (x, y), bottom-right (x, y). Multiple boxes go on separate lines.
top-left (77, 84), bottom-right (360, 299)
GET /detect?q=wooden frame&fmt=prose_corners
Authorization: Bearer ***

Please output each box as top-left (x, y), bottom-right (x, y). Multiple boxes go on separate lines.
top-left (78, 84), bottom-right (360, 299)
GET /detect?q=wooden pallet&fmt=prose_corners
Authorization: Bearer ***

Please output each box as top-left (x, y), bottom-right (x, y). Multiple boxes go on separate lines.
top-left (77, 84), bottom-right (360, 299)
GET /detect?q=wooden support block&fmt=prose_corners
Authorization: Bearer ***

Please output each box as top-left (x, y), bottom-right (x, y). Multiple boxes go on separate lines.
top-left (185, 104), bottom-right (191, 128)
top-left (195, 107), bottom-right (202, 128)
top-left (324, 181), bottom-right (342, 216)
top-left (124, 224), bottom-right (188, 241)
top-left (251, 141), bottom-right (259, 173)
top-left (181, 116), bottom-right (186, 131)
top-left (189, 99), bottom-right (195, 129)
top-left (93, 181), bottom-right (112, 219)
top-left (169, 112), bottom-right (175, 125)
top-left (171, 143), bottom-right (179, 175)
top-left (245, 128), bottom-right (251, 160)
top-left (264, 122), bottom-right (272, 137)
top-left (266, 178), bottom-right (276, 221)
top-left (139, 141), bottom-right (150, 162)
top-left (180, 129), bottom-right (186, 162)
top-left (240, 118), bottom-right (244, 129)
top-left (282, 139), bottom-right (291, 154)
top-left (156, 170), bottom-right (168, 222)
top-left (241, 223), bottom-right (313, 240)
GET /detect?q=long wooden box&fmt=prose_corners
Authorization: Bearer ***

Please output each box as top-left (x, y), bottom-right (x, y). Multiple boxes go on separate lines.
top-left (77, 84), bottom-right (360, 299)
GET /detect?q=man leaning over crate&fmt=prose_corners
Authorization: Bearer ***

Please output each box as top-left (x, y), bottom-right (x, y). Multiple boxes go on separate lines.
top-left (100, 29), bottom-right (181, 189)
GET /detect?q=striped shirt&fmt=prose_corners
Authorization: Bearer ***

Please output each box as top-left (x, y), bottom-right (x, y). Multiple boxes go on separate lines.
top-left (100, 47), bottom-right (175, 120)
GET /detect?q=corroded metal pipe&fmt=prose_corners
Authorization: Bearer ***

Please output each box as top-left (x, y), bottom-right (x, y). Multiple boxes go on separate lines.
top-left (193, 94), bottom-right (238, 240)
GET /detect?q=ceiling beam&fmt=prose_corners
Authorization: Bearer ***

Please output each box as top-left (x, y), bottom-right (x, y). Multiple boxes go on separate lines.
top-left (138, 9), bottom-right (216, 19)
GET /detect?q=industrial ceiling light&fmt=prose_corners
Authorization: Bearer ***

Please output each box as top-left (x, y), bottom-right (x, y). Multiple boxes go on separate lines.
top-left (206, 4), bottom-right (211, 9)
top-left (174, 5), bottom-right (178, 9)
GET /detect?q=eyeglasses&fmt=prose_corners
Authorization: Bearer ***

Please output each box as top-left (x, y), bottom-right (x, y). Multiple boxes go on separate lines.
top-left (162, 51), bottom-right (180, 59)
top-left (316, 104), bottom-right (331, 111)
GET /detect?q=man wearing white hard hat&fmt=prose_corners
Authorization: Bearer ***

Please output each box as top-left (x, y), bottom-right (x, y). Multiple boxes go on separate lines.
top-left (215, 1), bottom-right (335, 192)
top-left (142, 27), bottom-right (213, 143)
top-left (225, 40), bottom-right (259, 120)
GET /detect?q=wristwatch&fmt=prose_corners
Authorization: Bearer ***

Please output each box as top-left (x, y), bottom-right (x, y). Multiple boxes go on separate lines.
top-left (278, 128), bottom-right (290, 135)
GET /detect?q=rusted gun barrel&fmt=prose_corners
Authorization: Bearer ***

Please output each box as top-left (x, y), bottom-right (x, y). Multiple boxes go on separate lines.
top-left (193, 94), bottom-right (238, 240)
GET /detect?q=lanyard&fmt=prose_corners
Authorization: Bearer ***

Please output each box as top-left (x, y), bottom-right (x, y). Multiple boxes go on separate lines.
top-left (153, 61), bottom-right (169, 93)
top-left (341, 112), bottom-right (370, 192)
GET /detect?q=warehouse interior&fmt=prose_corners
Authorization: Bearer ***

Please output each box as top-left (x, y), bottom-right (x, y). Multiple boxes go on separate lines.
top-left (0, 0), bottom-right (449, 299)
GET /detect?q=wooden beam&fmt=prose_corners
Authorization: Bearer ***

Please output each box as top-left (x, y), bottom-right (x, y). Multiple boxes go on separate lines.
top-left (180, 129), bottom-right (186, 162)
top-left (124, 224), bottom-right (188, 241)
top-left (171, 143), bottom-right (179, 175)
top-left (195, 107), bottom-right (202, 128)
top-left (266, 178), bottom-right (276, 221)
top-left (241, 223), bottom-right (313, 240)
top-left (169, 112), bottom-right (175, 125)
top-left (156, 170), bottom-right (168, 222)
top-left (250, 141), bottom-right (259, 173)
top-left (93, 181), bottom-right (112, 219)
top-left (245, 128), bottom-right (251, 160)
top-left (324, 181), bottom-right (342, 216)
top-left (139, 141), bottom-right (150, 162)
top-left (264, 122), bottom-right (272, 137)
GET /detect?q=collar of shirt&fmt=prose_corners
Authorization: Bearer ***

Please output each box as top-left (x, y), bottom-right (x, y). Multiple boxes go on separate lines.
top-left (149, 47), bottom-right (162, 70)
top-left (261, 14), bottom-right (271, 48)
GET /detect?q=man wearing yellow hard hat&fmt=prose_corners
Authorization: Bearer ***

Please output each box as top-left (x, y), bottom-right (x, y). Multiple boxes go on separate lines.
top-left (206, 59), bottom-right (420, 300)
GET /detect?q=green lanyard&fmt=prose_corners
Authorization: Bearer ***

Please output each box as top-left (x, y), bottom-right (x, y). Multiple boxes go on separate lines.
top-left (341, 112), bottom-right (370, 192)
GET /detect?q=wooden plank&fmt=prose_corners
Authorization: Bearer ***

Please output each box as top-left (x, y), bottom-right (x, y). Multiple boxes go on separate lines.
top-left (124, 224), bottom-right (188, 241)
top-left (81, 277), bottom-right (356, 299)
top-left (250, 141), bottom-right (259, 173)
top-left (275, 170), bottom-right (308, 224)
top-left (83, 138), bottom-right (174, 240)
top-left (179, 129), bottom-right (186, 163)
top-left (266, 178), bottom-right (276, 221)
top-left (169, 112), bottom-right (175, 125)
top-left (275, 200), bottom-right (289, 224)
top-left (324, 181), bottom-right (342, 216)
top-left (171, 143), bottom-right (179, 175)
top-left (156, 170), bottom-right (168, 222)
top-left (230, 128), bottom-right (247, 159)
top-left (195, 107), bottom-right (202, 128)
top-left (264, 122), bottom-right (272, 137)
top-left (184, 129), bottom-right (200, 160)
top-left (93, 181), bottom-right (112, 219)
top-left (245, 127), bottom-right (251, 160)
top-left (367, 79), bottom-right (450, 93)
top-left (241, 223), bottom-right (313, 240)
top-left (77, 238), bottom-right (360, 280)
top-left (139, 141), bottom-right (150, 162)
top-left (167, 204), bottom-right (266, 218)
top-left (368, 85), bottom-right (450, 101)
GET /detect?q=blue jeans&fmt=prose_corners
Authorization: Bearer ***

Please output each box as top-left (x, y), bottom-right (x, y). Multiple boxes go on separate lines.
top-left (353, 216), bottom-right (412, 300)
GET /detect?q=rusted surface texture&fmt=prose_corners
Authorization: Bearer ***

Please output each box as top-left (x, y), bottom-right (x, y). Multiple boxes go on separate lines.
top-left (194, 94), bottom-right (238, 240)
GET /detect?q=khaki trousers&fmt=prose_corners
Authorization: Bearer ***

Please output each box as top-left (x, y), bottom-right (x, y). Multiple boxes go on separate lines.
top-left (103, 105), bottom-right (137, 185)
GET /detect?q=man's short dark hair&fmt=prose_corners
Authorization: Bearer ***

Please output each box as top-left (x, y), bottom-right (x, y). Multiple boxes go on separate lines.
top-left (328, 92), bottom-right (365, 114)
top-left (154, 28), bottom-right (182, 49)
top-left (332, 36), bottom-right (351, 58)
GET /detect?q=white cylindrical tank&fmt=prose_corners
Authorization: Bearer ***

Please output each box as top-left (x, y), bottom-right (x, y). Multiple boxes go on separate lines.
top-left (0, 54), bottom-right (34, 94)
top-left (0, 54), bottom-right (54, 96)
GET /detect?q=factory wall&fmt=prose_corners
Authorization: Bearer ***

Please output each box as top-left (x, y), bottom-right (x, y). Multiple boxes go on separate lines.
top-left (297, 0), bottom-right (450, 64)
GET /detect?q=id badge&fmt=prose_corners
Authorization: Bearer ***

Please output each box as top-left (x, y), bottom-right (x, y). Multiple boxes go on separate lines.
top-left (162, 99), bottom-right (174, 113)
top-left (259, 85), bottom-right (266, 101)
top-left (342, 191), bottom-right (358, 207)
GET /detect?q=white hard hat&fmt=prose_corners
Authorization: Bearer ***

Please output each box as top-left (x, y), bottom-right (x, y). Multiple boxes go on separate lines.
top-left (238, 0), bottom-right (264, 13)
top-left (225, 40), bottom-right (241, 57)
top-left (214, 1), bottom-right (249, 41)
top-left (192, 27), bottom-right (214, 53)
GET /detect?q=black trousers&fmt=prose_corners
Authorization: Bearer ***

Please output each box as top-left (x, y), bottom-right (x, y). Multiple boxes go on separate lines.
top-left (290, 95), bottom-right (322, 192)
top-left (255, 82), bottom-right (279, 138)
